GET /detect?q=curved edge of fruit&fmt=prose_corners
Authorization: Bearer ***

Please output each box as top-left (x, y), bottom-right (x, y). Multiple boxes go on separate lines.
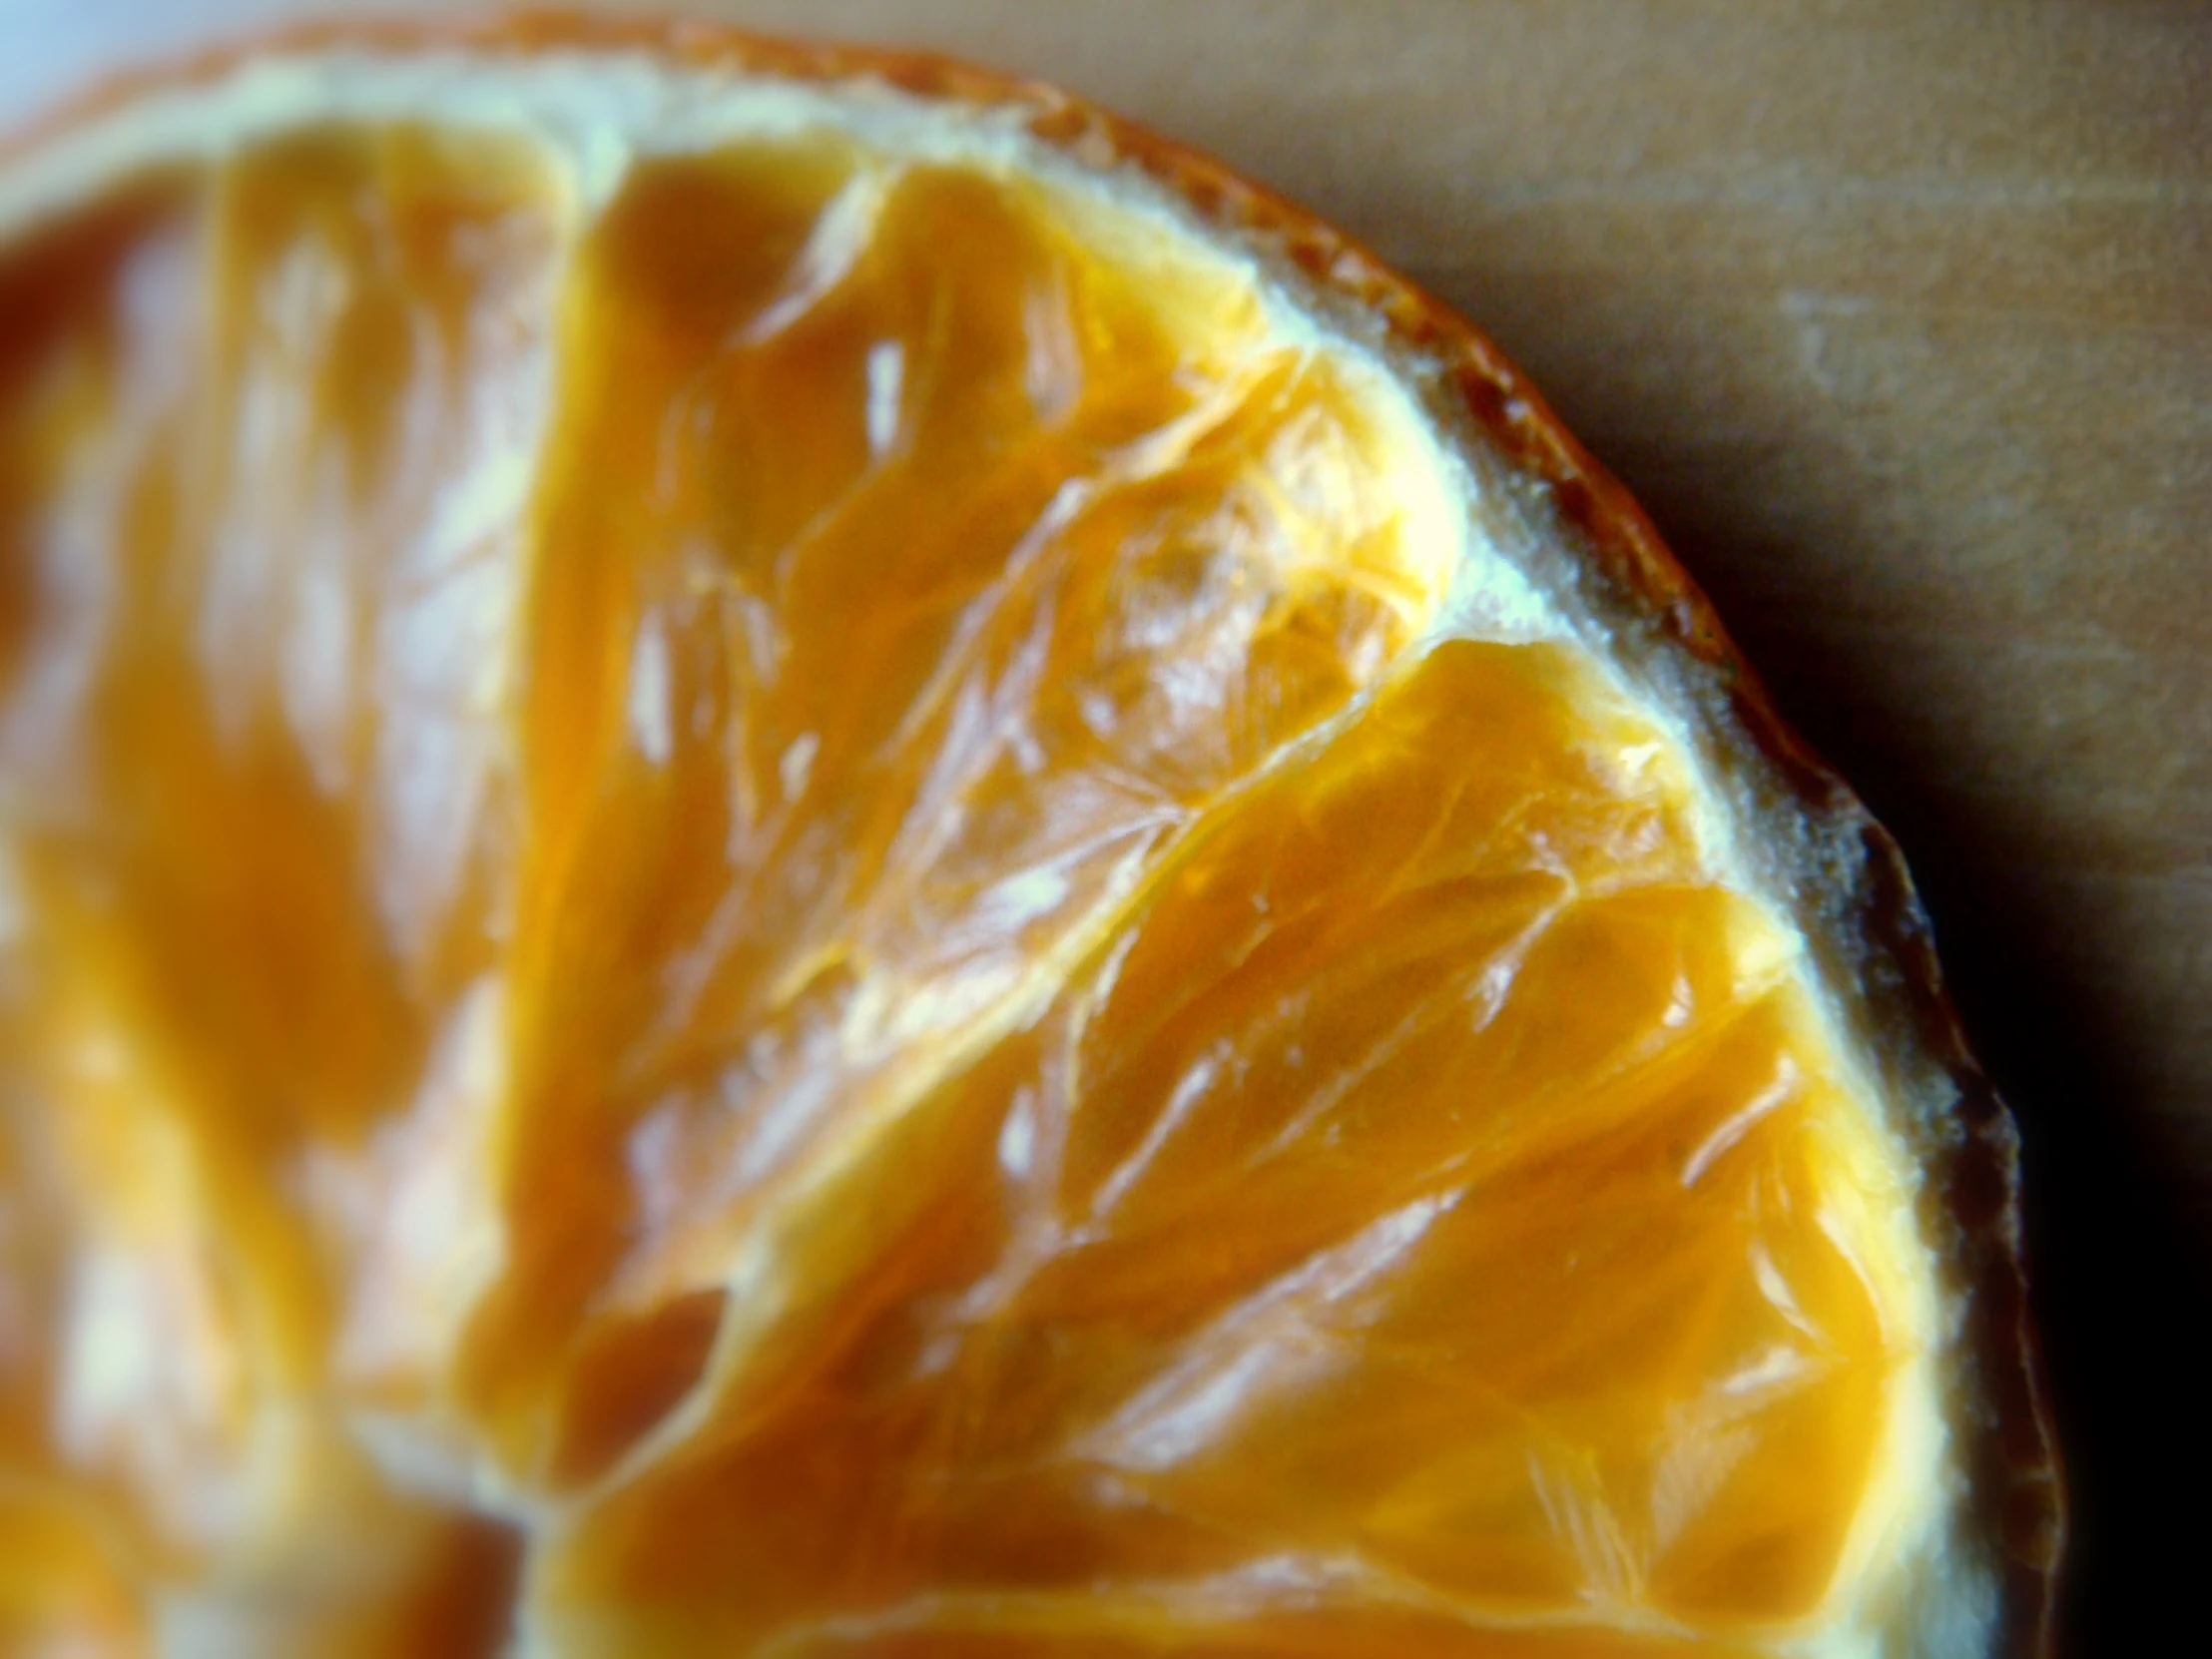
top-left (0, 8), bottom-right (2066, 1652)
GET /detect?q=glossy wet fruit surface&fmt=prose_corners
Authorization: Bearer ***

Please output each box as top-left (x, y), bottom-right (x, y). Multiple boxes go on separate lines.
top-left (2, 101), bottom-right (1938, 1657)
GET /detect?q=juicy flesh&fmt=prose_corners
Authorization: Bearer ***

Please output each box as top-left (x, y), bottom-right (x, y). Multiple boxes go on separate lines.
top-left (0, 119), bottom-right (1924, 1656)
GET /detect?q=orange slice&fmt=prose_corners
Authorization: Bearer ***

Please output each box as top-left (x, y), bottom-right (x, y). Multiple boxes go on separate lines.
top-left (0, 17), bottom-right (2059, 1658)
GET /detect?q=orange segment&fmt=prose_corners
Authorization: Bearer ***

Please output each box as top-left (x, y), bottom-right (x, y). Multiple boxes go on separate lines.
top-left (528, 643), bottom-right (1908, 1654)
top-left (476, 140), bottom-right (1452, 1483)
top-left (0, 39), bottom-right (1994, 1657)
top-left (0, 123), bottom-right (564, 1641)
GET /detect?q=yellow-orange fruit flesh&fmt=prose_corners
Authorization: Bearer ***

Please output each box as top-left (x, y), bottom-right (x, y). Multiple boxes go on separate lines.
top-left (0, 118), bottom-right (1930, 1657)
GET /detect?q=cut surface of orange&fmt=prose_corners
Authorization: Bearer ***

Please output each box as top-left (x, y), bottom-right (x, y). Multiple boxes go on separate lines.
top-left (0, 21), bottom-right (2057, 1659)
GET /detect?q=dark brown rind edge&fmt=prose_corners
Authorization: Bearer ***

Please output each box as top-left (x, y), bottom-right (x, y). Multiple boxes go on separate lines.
top-left (0, 9), bottom-right (2065, 1651)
